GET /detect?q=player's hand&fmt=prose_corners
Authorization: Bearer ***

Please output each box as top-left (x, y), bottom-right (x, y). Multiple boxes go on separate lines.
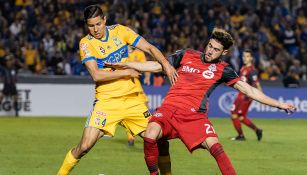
top-left (162, 62), bottom-right (178, 86)
top-left (105, 62), bottom-right (130, 69)
top-left (278, 102), bottom-right (296, 115)
top-left (124, 69), bottom-right (141, 78)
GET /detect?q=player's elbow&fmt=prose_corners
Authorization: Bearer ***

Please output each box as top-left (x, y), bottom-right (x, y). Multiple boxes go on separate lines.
top-left (90, 70), bottom-right (104, 82)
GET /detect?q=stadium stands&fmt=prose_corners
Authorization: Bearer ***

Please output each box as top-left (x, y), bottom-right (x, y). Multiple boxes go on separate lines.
top-left (0, 0), bottom-right (306, 82)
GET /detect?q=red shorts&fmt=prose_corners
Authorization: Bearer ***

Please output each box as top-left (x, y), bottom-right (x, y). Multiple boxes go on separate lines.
top-left (150, 105), bottom-right (218, 152)
top-left (231, 93), bottom-right (252, 116)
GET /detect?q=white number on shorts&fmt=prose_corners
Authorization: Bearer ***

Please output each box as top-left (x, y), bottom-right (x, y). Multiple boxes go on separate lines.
top-left (205, 124), bottom-right (216, 134)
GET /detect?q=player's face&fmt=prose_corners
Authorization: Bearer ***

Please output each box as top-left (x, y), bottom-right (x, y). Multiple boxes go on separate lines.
top-left (204, 39), bottom-right (228, 62)
top-left (243, 52), bottom-right (253, 65)
top-left (86, 16), bottom-right (106, 39)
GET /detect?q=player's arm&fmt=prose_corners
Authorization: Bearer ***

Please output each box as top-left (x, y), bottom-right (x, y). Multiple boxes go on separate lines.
top-left (233, 81), bottom-right (296, 113)
top-left (105, 61), bottom-right (162, 72)
top-left (84, 60), bottom-right (140, 82)
top-left (135, 38), bottom-right (178, 85)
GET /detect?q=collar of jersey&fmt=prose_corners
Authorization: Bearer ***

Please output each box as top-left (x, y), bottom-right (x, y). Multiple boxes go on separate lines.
top-left (99, 27), bottom-right (109, 42)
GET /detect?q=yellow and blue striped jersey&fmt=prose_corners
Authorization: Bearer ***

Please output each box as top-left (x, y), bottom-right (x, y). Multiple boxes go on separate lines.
top-left (79, 24), bottom-right (143, 99)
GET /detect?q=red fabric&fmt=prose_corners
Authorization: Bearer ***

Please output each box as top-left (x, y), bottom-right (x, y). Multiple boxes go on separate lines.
top-left (144, 137), bottom-right (159, 175)
top-left (231, 93), bottom-right (252, 116)
top-left (163, 49), bottom-right (239, 112)
top-left (150, 105), bottom-right (218, 152)
top-left (210, 143), bottom-right (236, 175)
top-left (242, 117), bottom-right (257, 130)
top-left (231, 118), bottom-right (243, 136)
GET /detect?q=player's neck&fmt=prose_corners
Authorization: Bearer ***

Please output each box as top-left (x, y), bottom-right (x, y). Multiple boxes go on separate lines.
top-left (245, 63), bottom-right (252, 67)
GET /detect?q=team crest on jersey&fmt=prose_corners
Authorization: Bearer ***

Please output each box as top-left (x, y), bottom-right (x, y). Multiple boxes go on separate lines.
top-left (107, 45), bottom-right (111, 49)
top-left (112, 36), bottom-right (122, 46)
top-left (202, 64), bottom-right (216, 79)
top-left (99, 46), bottom-right (106, 54)
top-left (208, 64), bottom-right (217, 72)
top-left (241, 76), bottom-right (247, 82)
top-left (203, 70), bottom-right (214, 79)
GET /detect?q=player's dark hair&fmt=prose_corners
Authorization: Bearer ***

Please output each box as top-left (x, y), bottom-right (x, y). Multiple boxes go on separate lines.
top-left (84, 5), bottom-right (104, 21)
top-left (210, 28), bottom-right (234, 50)
top-left (243, 49), bottom-right (252, 54)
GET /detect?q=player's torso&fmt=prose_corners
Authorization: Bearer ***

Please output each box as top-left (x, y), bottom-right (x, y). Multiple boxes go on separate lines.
top-left (240, 66), bottom-right (257, 86)
top-left (81, 25), bottom-right (141, 99)
top-left (164, 50), bottom-right (225, 111)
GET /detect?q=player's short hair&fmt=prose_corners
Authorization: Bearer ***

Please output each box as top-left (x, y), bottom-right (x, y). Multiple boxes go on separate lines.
top-left (243, 49), bottom-right (252, 54)
top-left (210, 28), bottom-right (234, 50)
top-left (84, 5), bottom-right (104, 21)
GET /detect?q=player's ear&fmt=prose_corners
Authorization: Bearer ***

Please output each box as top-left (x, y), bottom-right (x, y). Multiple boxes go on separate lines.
top-left (102, 15), bottom-right (106, 23)
top-left (222, 49), bottom-right (228, 56)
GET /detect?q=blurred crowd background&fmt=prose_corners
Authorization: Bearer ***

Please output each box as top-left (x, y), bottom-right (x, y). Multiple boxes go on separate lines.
top-left (0, 0), bottom-right (306, 85)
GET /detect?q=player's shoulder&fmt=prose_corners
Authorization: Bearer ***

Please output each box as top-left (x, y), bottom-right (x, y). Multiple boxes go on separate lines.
top-left (80, 34), bottom-right (93, 43)
top-left (107, 24), bottom-right (120, 30)
top-left (185, 48), bottom-right (202, 56)
top-left (219, 60), bottom-right (230, 67)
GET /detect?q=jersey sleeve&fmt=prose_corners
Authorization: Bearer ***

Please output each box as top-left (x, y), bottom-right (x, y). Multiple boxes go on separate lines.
top-left (118, 25), bottom-right (141, 47)
top-left (248, 69), bottom-right (259, 84)
top-left (79, 39), bottom-right (96, 64)
top-left (221, 65), bottom-right (240, 86)
top-left (168, 49), bottom-right (185, 69)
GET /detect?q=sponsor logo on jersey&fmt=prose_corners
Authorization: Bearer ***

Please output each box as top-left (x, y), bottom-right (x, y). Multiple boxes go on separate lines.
top-left (182, 65), bottom-right (201, 73)
top-left (96, 111), bottom-right (106, 116)
top-left (143, 110), bottom-right (151, 118)
top-left (112, 36), bottom-right (122, 46)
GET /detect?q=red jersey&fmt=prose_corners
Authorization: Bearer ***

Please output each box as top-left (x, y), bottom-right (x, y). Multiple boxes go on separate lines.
top-left (163, 49), bottom-right (240, 114)
top-left (237, 65), bottom-right (259, 96)
top-left (239, 65), bottom-right (258, 87)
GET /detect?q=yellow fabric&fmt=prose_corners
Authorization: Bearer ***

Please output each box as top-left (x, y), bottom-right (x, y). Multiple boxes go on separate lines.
top-left (85, 93), bottom-right (150, 137)
top-left (297, 16), bottom-right (307, 25)
top-left (24, 49), bottom-right (37, 66)
top-left (79, 24), bottom-right (143, 100)
top-left (230, 15), bottom-right (245, 23)
top-left (57, 150), bottom-right (79, 175)
top-left (127, 48), bottom-right (148, 103)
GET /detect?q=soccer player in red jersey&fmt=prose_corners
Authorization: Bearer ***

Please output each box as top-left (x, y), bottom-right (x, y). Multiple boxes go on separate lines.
top-left (230, 49), bottom-right (263, 141)
top-left (108, 28), bottom-right (296, 175)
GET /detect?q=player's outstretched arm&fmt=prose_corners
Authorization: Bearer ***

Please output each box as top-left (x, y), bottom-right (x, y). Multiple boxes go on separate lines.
top-left (135, 38), bottom-right (178, 85)
top-left (233, 80), bottom-right (296, 114)
top-left (105, 61), bottom-right (162, 73)
top-left (85, 60), bottom-right (140, 82)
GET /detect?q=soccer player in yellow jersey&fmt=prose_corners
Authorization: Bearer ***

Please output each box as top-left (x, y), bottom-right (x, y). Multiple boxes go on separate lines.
top-left (57, 5), bottom-right (176, 175)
